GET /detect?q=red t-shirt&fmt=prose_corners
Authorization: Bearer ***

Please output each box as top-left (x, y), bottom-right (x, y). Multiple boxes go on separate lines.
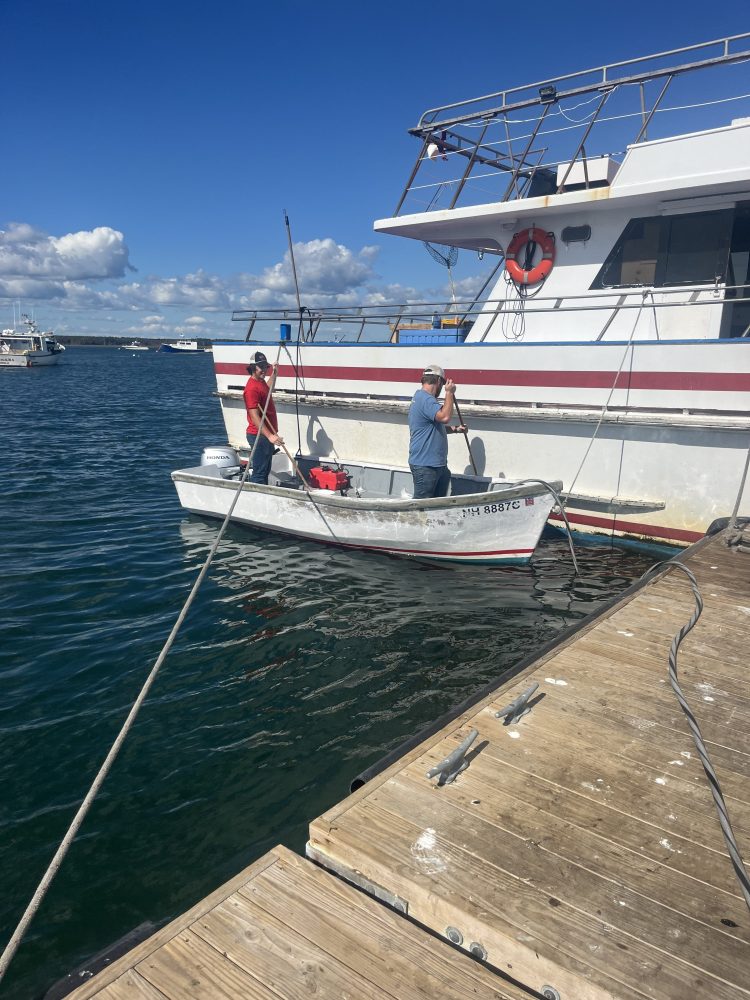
top-left (243, 376), bottom-right (277, 436)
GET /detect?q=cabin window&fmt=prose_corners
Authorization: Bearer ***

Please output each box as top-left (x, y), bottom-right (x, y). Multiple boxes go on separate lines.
top-left (561, 225), bottom-right (592, 244)
top-left (592, 210), bottom-right (732, 289)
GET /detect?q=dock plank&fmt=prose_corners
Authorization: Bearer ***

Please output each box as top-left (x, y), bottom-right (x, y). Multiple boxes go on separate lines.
top-left (91, 970), bottom-right (167, 999)
top-left (398, 748), bottom-right (750, 937)
top-left (309, 531), bottom-right (750, 999)
top-left (68, 846), bottom-right (531, 1000)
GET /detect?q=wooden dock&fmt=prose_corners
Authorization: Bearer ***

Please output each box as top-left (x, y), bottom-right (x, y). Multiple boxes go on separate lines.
top-left (70, 527), bottom-right (750, 999)
top-left (66, 845), bottom-right (531, 999)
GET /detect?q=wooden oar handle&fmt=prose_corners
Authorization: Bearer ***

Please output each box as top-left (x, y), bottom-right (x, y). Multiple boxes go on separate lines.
top-left (452, 398), bottom-right (478, 476)
top-left (277, 440), bottom-right (311, 489)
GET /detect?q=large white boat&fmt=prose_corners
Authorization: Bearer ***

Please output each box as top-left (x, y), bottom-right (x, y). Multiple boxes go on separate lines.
top-left (212, 35), bottom-right (750, 548)
top-left (0, 316), bottom-right (66, 368)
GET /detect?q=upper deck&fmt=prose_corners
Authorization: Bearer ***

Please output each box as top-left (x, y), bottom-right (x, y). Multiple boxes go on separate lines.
top-left (375, 34), bottom-right (750, 250)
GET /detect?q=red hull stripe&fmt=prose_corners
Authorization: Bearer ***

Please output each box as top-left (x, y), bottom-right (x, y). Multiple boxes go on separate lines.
top-left (215, 362), bottom-right (750, 393)
top-left (341, 541), bottom-right (533, 557)
top-left (549, 510), bottom-right (702, 543)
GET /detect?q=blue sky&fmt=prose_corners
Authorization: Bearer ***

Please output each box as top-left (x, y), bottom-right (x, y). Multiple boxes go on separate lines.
top-left (1, 1), bottom-right (748, 340)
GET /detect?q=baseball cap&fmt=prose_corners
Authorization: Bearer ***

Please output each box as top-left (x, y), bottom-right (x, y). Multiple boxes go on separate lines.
top-left (422, 364), bottom-right (445, 380)
top-left (249, 351), bottom-right (269, 371)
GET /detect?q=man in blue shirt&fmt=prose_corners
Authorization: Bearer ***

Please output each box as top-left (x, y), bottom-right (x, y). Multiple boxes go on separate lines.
top-left (408, 364), bottom-right (467, 499)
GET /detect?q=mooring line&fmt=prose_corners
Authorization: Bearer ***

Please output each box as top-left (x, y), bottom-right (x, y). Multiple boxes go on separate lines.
top-left (564, 292), bottom-right (647, 504)
top-left (726, 439), bottom-right (750, 550)
top-left (0, 343), bottom-right (284, 985)
top-left (515, 478), bottom-right (579, 575)
top-left (644, 559), bottom-right (750, 912)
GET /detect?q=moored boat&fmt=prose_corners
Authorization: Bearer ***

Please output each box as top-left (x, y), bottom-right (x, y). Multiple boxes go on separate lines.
top-left (120, 340), bottom-right (149, 351)
top-left (172, 449), bottom-right (559, 563)
top-left (213, 35), bottom-right (750, 549)
top-left (159, 337), bottom-right (204, 354)
top-left (0, 316), bottom-right (65, 368)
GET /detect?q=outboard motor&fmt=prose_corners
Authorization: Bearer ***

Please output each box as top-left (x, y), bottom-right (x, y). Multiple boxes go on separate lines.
top-left (200, 446), bottom-right (241, 478)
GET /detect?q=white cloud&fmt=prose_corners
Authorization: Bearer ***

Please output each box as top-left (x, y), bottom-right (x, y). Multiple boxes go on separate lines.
top-left (0, 221), bottom-right (490, 339)
top-left (122, 271), bottom-right (231, 309)
top-left (0, 223), bottom-right (132, 281)
top-left (241, 239), bottom-right (379, 305)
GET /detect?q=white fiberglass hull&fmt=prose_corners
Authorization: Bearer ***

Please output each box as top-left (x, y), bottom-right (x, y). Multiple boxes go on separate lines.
top-left (172, 466), bottom-right (557, 564)
top-left (212, 339), bottom-right (750, 547)
top-left (0, 350), bottom-right (62, 368)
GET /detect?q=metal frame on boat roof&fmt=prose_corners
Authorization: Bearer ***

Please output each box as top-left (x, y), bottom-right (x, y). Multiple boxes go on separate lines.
top-left (393, 33), bottom-right (750, 216)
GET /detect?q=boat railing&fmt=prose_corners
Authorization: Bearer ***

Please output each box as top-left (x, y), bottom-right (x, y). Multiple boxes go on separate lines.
top-left (391, 33), bottom-right (750, 217)
top-left (231, 284), bottom-right (750, 344)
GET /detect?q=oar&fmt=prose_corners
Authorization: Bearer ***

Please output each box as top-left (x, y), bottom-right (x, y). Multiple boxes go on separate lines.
top-left (277, 439), bottom-right (311, 490)
top-left (453, 397), bottom-right (478, 475)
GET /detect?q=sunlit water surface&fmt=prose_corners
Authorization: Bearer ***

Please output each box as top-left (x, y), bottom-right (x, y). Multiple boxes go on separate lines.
top-left (0, 347), bottom-right (655, 997)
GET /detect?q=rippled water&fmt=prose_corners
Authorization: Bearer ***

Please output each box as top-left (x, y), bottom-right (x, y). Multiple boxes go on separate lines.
top-left (0, 347), bottom-right (656, 997)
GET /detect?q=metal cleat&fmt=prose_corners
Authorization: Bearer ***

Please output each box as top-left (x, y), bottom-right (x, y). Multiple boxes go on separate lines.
top-left (495, 683), bottom-right (540, 725)
top-left (426, 729), bottom-right (479, 785)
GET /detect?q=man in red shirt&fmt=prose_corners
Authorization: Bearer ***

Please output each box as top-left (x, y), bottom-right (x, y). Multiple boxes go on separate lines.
top-left (243, 351), bottom-right (284, 484)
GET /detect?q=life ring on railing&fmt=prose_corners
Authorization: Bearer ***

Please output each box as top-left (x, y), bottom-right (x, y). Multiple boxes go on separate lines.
top-left (505, 227), bottom-right (555, 286)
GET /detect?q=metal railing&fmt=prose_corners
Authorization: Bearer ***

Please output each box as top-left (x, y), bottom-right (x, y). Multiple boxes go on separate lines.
top-left (231, 284), bottom-right (750, 344)
top-left (392, 34), bottom-right (750, 217)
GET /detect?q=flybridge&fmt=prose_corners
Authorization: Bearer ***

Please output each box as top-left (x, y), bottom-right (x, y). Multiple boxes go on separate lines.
top-left (391, 33), bottom-right (750, 217)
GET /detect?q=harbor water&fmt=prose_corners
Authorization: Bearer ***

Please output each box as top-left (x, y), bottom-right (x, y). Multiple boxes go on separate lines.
top-left (0, 347), bottom-right (656, 998)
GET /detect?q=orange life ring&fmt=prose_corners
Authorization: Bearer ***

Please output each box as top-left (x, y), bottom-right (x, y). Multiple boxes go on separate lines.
top-left (505, 227), bottom-right (555, 286)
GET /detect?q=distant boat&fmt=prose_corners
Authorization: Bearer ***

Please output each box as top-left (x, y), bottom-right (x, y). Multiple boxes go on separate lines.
top-left (121, 341), bottom-right (149, 351)
top-left (0, 316), bottom-right (65, 369)
top-left (159, 338), bottom-right (204, 354)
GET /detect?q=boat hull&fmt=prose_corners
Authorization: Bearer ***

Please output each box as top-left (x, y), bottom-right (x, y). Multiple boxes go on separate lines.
top-left (172, 466), bottom-right (557, 564)
top-left (0, 350), bottom-right (62, 368)
top-left (159, 343), bottom-right (204, 354)
top-left (211, 339), bottom-right (750, 547)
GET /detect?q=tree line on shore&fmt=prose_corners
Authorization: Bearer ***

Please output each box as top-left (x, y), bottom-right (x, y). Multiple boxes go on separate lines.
top-left (56, 335), bottom-right (213, 347)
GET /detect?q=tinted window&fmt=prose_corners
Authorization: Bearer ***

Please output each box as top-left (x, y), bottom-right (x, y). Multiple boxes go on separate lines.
top-left (592, 211), bottom-right (732, 289)
top-left (662, 212), bottom-right (731, 285)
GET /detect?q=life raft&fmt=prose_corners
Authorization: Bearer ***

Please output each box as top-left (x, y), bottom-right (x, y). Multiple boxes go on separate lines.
top-left (505, 227), bottom-right (555, 286)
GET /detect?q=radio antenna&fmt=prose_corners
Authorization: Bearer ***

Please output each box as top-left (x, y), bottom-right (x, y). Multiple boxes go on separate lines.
top-left (284, 210), bottom-right (303, 319)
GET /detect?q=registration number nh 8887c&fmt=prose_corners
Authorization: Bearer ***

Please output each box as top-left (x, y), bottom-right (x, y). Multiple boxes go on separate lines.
top-left (461, 500), bottom-right (522, 517)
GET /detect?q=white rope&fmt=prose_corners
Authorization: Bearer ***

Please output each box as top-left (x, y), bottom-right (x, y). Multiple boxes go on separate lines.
top-left (0, 342), bottom-right (284, 986)
top-left (564, 293), bottom-right (648, 502)
top-left (726, 439), bottom-right (750, 545)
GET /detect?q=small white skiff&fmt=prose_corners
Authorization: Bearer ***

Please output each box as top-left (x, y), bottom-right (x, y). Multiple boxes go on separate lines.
top-left (172, 450), bottom-right (560, 564)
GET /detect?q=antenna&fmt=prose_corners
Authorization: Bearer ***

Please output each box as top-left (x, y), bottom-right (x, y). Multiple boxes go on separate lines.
top-left (423, 242), bottom-right (459, 306)
top-left (283, 210), bottom-right (303, 320)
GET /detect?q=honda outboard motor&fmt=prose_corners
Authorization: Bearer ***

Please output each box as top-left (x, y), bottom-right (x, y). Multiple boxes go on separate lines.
top-left (200, 446), bottom-right (241, 478)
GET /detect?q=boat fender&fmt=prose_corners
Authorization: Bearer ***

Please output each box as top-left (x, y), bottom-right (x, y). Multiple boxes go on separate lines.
top-left (505, 227), bottom-right (555, 286)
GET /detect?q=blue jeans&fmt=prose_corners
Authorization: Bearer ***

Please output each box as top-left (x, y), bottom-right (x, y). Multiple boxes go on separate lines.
top-left (410, 465), bottom-right (450, 500)
top-left (248, 434), bottom-right (274, 484)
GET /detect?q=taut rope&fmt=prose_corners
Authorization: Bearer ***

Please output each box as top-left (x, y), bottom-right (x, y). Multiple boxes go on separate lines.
top-left (0, 343), bottom-right (284, 985)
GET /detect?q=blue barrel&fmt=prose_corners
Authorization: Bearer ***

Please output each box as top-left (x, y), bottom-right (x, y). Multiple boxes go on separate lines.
top-left (280, 323), bottom-right (292, 341)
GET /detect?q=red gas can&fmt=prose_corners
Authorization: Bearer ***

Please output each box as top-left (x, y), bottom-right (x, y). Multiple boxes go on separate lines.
top-left (308, 465), bottom-right (350, 492)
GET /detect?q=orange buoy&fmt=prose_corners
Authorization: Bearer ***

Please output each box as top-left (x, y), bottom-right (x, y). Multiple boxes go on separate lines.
top-left (505, 227), bottom-right (555, 286)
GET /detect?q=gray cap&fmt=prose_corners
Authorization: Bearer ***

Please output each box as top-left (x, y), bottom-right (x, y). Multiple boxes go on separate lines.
top-left (422, 364), bottom-right (445, 380)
